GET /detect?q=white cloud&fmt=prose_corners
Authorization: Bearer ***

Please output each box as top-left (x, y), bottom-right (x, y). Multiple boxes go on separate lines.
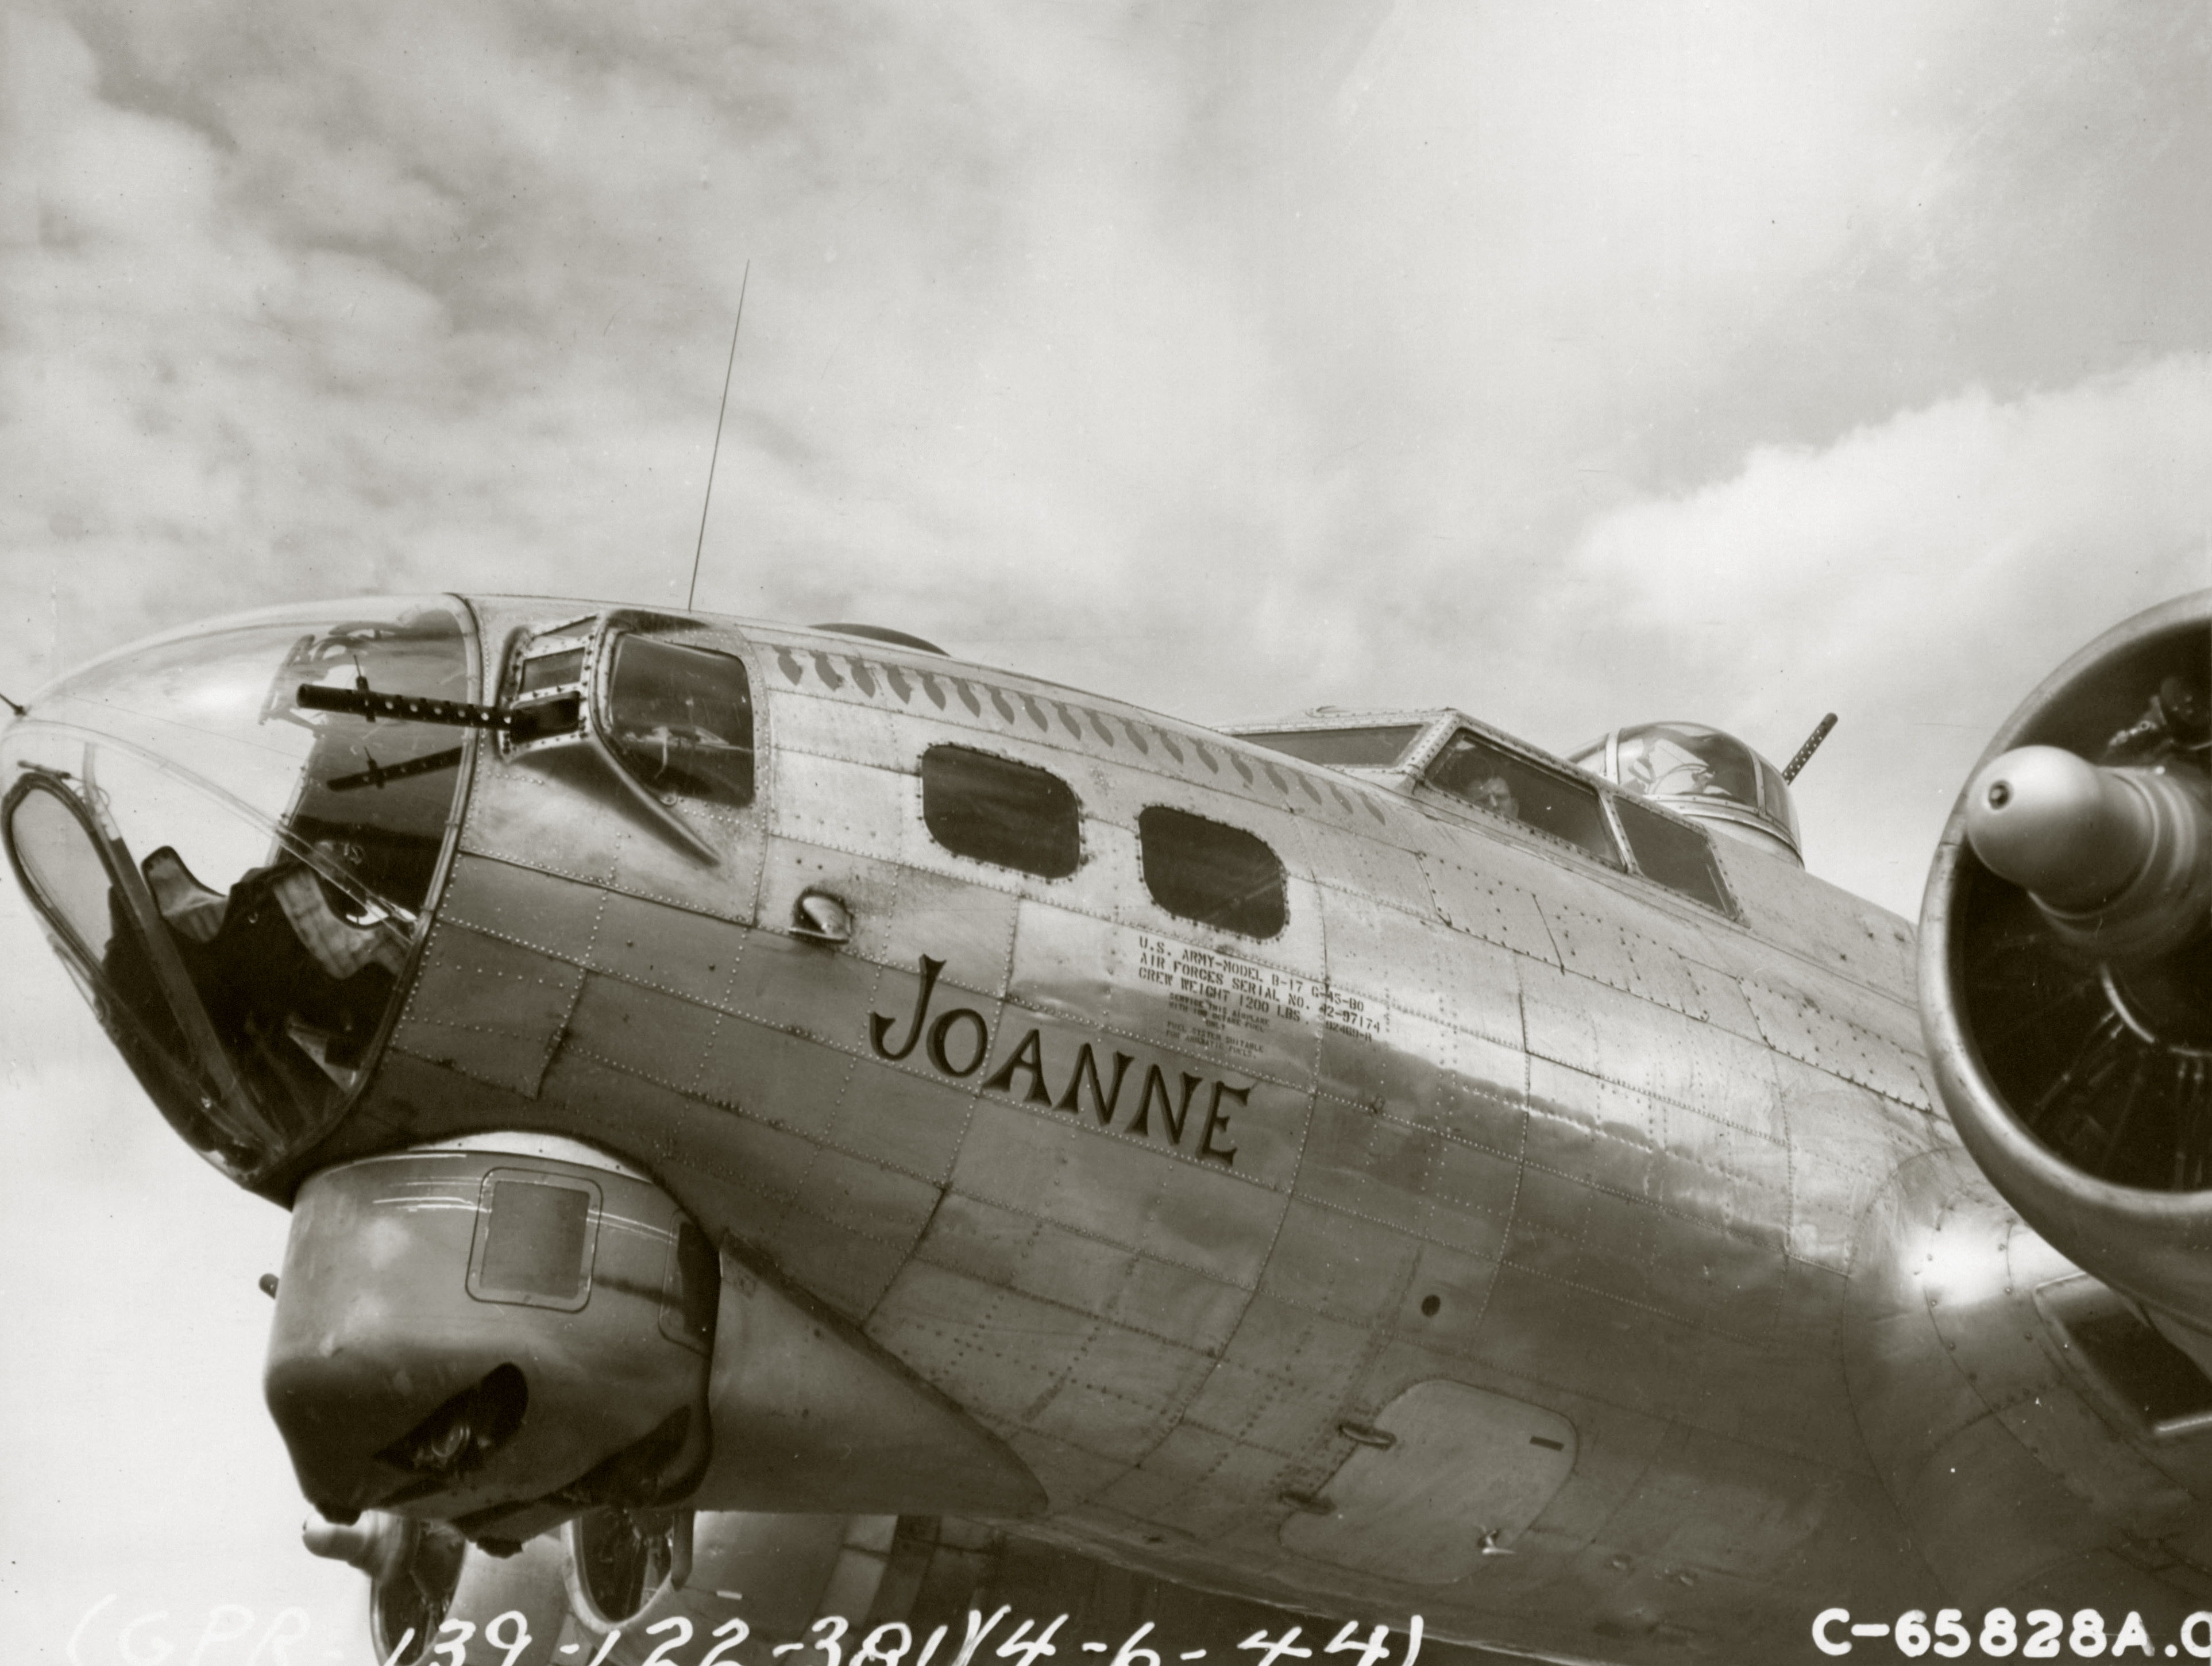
top-left (1561, 358), bottom-right (2212, 907)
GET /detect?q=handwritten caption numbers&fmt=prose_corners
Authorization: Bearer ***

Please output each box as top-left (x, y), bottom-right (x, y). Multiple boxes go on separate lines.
top-left (383, 1607), bottom-right (1423, 1666)
top-left (775, 1614), bottom-right (853, 1666)
top-left (853, 1621), bottom-right (916, 1666)
top-left (697, 1618), bottom-right (754, 1666)
top-left (642, 1616), bottom-right (698, 1666)
top-left (1243, 1621), bottom-right (1420, 1666)
top-left (1323, 1622), bottom-right (1393, 1666)
top-left (997, 1613), bottom-right (1069, 1666)
top-left (1238, 1628), bottom-right (1312, 1666)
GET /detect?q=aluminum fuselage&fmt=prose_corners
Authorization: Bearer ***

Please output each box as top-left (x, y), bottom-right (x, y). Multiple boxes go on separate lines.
top-left (277, 597), bottom-right (2210, 1660)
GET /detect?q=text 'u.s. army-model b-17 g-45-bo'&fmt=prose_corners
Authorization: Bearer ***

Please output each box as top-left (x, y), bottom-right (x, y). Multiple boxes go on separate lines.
top-left (2, 590), bottom-right (2207, 1665)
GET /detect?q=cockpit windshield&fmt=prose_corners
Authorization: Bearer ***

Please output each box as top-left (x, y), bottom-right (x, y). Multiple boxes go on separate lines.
top-left (0, 599), bottom-right (476, 1183)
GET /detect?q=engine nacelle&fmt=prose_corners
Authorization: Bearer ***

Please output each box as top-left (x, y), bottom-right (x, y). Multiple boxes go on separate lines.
top-left (266, 1136), bottom-right (719, 1542)
top-left (1921, 591), bottom-right (2212, 1355)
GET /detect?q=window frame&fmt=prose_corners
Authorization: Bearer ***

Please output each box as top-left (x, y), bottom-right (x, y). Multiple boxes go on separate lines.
top-left (1602, 789), bottom-right (1740, 918)
top-left (1421, 727), bottom-right (1627, 870)
top-left (1136, 803), bottom-right (1288, 940)
top-left (918, 743), bottom-right (1084, 880)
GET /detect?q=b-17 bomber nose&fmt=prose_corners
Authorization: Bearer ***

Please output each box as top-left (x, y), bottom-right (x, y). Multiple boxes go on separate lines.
top-left (1964, 743), bottom-right (2211, 961)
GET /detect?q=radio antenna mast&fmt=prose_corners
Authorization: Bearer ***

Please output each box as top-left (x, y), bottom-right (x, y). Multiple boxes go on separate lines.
top-left (686, 261), bottom-right (750, 614)
top-left (1782, 712), bottom-right (1839, 782)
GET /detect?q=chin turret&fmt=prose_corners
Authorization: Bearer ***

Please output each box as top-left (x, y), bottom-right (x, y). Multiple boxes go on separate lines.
top-left (1920, 591), bottom-right (2212, 1359)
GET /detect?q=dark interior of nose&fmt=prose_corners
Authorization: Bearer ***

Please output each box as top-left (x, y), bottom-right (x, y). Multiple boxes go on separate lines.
top-left (2, 610), bottom-right (474, 1182)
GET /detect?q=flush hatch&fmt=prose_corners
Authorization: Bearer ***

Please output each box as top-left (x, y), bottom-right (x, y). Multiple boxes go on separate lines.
top-left (1280, 1380), bottom-right (1576, 1584)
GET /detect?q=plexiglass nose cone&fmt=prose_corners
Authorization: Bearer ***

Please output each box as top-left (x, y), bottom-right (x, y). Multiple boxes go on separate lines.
top-left (0, 599), bottom-right (477, 1182)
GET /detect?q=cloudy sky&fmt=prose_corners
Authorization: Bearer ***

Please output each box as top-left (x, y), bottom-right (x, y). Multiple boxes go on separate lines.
top-left (1, 0), bottom-right (2207, 1657)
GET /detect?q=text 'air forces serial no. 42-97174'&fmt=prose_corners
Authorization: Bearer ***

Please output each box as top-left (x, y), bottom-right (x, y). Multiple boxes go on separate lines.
top-left (2, 589), bottom-right (2209, 1666)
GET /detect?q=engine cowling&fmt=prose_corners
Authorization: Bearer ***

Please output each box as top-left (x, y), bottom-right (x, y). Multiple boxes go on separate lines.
top-left (265, 1137), bottom-right (719, 1543)
top-left (1920, 590), bottom-right (2212, 1356)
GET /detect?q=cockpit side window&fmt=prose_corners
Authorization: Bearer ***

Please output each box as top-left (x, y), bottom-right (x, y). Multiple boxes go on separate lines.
top-left (601, 637), bottom-right (756, 809)
top-left (921, 746), bottom-right (1080, 878)
top-left (1609, 794), bottom-right (1734, 915)
top-left (1138, 806), bottom-right (1285, 938)
top-left (1429, 731), bottom-right (1622, 867)
top-left (1239, 725), bottom-right (1422, 769)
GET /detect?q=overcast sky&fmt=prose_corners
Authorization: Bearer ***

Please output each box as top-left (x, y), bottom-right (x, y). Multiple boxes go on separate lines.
top-left (2, 2), bottom-right (2207, 1659)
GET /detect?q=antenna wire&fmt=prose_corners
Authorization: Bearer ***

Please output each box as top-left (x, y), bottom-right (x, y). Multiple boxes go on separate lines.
top-left (687, 261), bottom-right (750, 613)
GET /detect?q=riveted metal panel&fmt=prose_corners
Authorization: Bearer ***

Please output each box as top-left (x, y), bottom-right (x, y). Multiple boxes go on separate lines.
top-left (830, 1051), bottom-right (979, 1185)
top-left (767, 680), bottom-right (905, 770)
top-left (458, 752), bottom-right (620, 886)
top-left (1527, 1056), bottom-right (1790, 1253)
top-left (1321, 893), bottom-right (1453, 1024)
top-left (1181, 1358), bottom-right (1335, 1455)
top-left (867, 1260), bottom-right (1102, 1424)
top-left (1295, 819), bottom-right (1433, 915)
top-left (604, 815), bottom-right (762, 917)
top-left (1788, 1071), bottom-right (1910, 1271)
top-left (1420, 854), bottom-right (1558, 963)
top-left (764, 1210), bottom-right (916, 1318)
top-left (1542, 897), bottom-right (1642, 998)
top-left (1007, 899), bottom-right (1120, 1030)
top-left (561, 1057), bottom-right (817, 1206)
top-left (438, 853), bottom-right (605, 963)
top-left (1682, 958), bottom-right (1766, 1042)
top-left (1115, 1252), bottom-right (1254, 1356)
top-left (789, 1141), bottom-right (943, 1245)
top-left (1526, 1059), bottom-right (1660, 1197)
top-left (946, 1097), bottom-right (1285, 1289)
top-left (1619, 924), bottom-right (1711, 1020)
top-left (1395, 1239), bottom-right (1503, 1357)
top-left (1040, 1325), bottom-right (1217, 1444)
top-left (392, 920), bottom-right (582, 1097)
top-left (1186, 1300), bottom-right (1373, 1448)
top-left (1429, 926), bottom-right (1526, 1051)
top-left (912, 1190), bottom-right (1251, 1352)
top-left (1257, 1197), bottom-right (1424, 1328)
top-left (1437, 1025), bottom-right (1531, 1132)
top-left (727, 923), bottom-right (898, 1046)
top-left (1294, 1096), bottom-right (1448, 1228)
top-left (562, 969), bottom-right (725, 1096)
top-left (1095, 1421), bottom-right (1240, 1518)
top-left (1740, 974), bottom-right (1932, 1110)
top-left (875, 863), bottom-right (1022, 997)
top-left (775, 748), bottom-right (909, 862)
top-left (693, 1023), bottom-right (843, 1136)
top-left (1520, 960), bottom-right (1788, 1144)
top-left (586, 888), bottom-right (747, 1008)
top-left (1144, 1150), bottom-right (1297, 1285)
top-left (1419, 1133), bottom-right (1522, 1262)
top-left (1715, 842), bottom-right (1919, 996)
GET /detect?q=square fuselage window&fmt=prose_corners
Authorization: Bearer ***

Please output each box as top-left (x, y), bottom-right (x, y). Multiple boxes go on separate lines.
top-left (1138, 805), bottom-right (1285, 938)
top-left (921, 746), bottom-right (1081, 877)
